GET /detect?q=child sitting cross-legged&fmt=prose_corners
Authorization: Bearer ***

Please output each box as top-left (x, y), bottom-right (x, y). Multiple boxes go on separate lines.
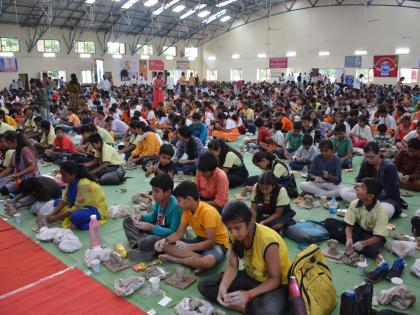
top-left (154, 180), bottom-right (229, 274)
top-left (144, 143), bottom-right (175, 178)
top-left (331, 123), bottom-right (353, 169)
top-left (289, 134), bottom-right (318, 171)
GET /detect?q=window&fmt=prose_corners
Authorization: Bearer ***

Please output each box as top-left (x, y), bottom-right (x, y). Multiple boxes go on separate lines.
top-left (107, 42), bottom-right (125, 54)
top-left (185, 47), bottom-right (198, 58)
top-left (75, 41), bottom-right (95, 54)
top-left (257, 68), bottom-right (270, 81)
top-left (319, 68), bottom-right (336, 83)
top-left (207, 69), bottom-right (218, 81)
top-left (81, 70), bottom-right (93, 84)
top-left (136, 44), bottom-right (153, 56)
top-left (46, 70), bottom-right (66, 80)
top-left (162, 46), bottom-right (176, 57)
top-left (400, 68), bottom-right (418, 84)
top-left (0, 37), bottom-right (19, 52)
top-left (230, 68), bottom-right (242, 81)
top-left (37, 39), bottom-right (60, 53)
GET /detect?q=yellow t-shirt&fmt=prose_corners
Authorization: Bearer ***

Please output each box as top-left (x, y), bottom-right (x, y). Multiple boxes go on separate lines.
top-left (181, 201), bottom-right (229, 248)
top-left (273, 162), bottom-right (288, 179)
top-left (0, 122), bottom-right (15, 134)
top-left (1, 149), bottom-right (14, 167)
top-left (244, 108), bottom-right (254, 121)
top-left (94, 143), bottom-right (123, 166)
top-left (97, 127), bottom-right (114, 144)
top-left (344, 200), bottom-right (388, 237)
top-left (251, 185), bottom-right (290, 206)
top-left (223, 151), bottom-right (242, 168)
top-left (40, 127), bottom-right (56, 146)
top-left (232, 223), bottom-right (290, 284)
top-left (5, 115), bottom-right (17, 128)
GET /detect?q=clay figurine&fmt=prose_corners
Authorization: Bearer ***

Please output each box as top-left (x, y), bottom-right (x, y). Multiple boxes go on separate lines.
top-left (322, 239), bottom-right (342, 260)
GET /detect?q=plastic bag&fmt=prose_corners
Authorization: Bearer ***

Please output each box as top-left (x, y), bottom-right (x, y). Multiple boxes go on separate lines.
top-left (388, 240), bottom-right (416, 258)
top-left (174, 297), bottom-right (225, 315)
top-left (410, 258), bottom-right (420, 278)
top-left (114, 276), bottom-right (145, 296)
top-left (58, 236), bottom-right (82, 253)
top-left (108, 205), bottom-right (130, 218)
top-left (84, 246), bottom-right (111, 267)
top-left (36, 227), bottom-right (61, 241)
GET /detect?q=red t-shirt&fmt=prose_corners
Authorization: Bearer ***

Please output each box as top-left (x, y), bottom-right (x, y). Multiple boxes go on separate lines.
top-left (53, 135), bottom-right (76, 153)
top-left (257, 126), bottom-right (272, 145)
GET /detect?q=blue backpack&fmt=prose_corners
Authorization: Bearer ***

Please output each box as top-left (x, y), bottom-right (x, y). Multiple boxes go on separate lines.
top-left (285, 220), bottom-right (330, 244)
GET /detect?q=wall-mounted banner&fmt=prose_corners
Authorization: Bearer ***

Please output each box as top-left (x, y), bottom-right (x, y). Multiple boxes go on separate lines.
top-left (139, 60), bottom-right (148, 79)
top-left (120, 59), bottom-right (139, 81)
top-left (176, 60), bottom-right (190, 70)
top-left (344, 56), bottom-right (362, 68)
top-left (373, 55), bottom-right (399, 77)
top-left (149, 59), bottom-right (165, 71)
top-left (345, 75), bottom-right (354, 85)
top-left (269, 57), bottom-right (288, 69)
top-left (0, 58), bottom-right (18, 72)
top-left (270, 69), bottom-right (284, 77)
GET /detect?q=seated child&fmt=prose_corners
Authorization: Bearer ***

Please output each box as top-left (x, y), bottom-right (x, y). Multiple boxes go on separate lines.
top-left (284, 122), bottom-right (303, 157)
top-left (245, 118), bottom-right (271, 151)
top-left (123, 174), bottom-right (182, 260)
top-left (324, 177), bottom-right (388, 259)
top-left (32, 120), bottom-right (55, 154)
top-left (145, 144), bottom-right (175, 178)
top-left (251, 171), bottom-right (296, 235)
top-left (289, 134), bottom-right (318, 171)
top-left (43, 126), bottom-right (77, 162)
top-left (0, 134), bottom-right (14, 172)
top-left (195, 152), bottom-right (229, 213)
top-left (374, 124), bottom-right (393, 149)
top-left (331, 124), bottom-right (353, 169)
top-left (299, 139), bottom-right (343, 197)
top-left (82, 133), bottom-right (124, 182)
top-left (394, 138), bottom-right (420, 192)
top-left (154, 180), bottom-right (229, 274)
top-left (349, 115), bottom-right (373, 148)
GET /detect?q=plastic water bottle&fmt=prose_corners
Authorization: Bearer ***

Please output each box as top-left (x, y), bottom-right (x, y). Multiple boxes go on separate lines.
top-left (329, 197), bottom-right (338, 216)
top-left (289, 276), bottom-right (307, 315)
top-left (89, 214), bottom-right (101, 248)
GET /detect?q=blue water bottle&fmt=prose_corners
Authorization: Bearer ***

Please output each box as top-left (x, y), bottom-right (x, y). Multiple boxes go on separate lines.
top-left (329, 197), bottom-right (337, 216)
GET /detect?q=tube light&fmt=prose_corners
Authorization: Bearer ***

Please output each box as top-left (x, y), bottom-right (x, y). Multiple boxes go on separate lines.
top-left (85, 0), bottom-right (96, 4)
top-left (203, 9), bottom-right (227, 24)
top-left (180, 4), bottom-right (207, 19)
top-left (220, 15), bottom-right (231, 22)
top-left (395, 48), bottom-right (410, 55)
top-left (217, 0), bottom-right (238, 7)
top-left (286, 51), bottom-right (296, 57)
top-left (80, 54), bottom-right (91, 58)
top-left (153, 0), bottom-right (180, 15)
top-left (140, 55), bottom-right (150, 60)
top-left (112, 54), bottom-right (122, 59)
top-left (197, 10), bottom-right (211, 18)
top-left (144, 0), bottom-right (158, 7)
top-left (122, 0), bottom-right (137, 9)
top-left (318, 51), bottom-right (330, 56)
top-left (43, 53), bottom-right (56, 58)
top-left (188, 57), bottom-right (195, 61)
top-left (232, 54), bottom-right (240, 59)
top-left (257, 53), bottom-right (266, 58)
top-left (0, 52), bottom-right (14, 57)
top-left (355, 50), bottom-right (367, 55)
top-left (208, 56), bottom-right (216, 61)
top-left (172, 5), bottom-right (185, 12)
top-left (165, 56), bottom-right (174, 60)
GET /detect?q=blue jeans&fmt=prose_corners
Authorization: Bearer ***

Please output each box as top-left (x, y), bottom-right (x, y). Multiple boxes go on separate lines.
top-left (40, 107), bottom-right (50, 122)
top-left (247, 143), bottom-right (260, 150)
top-left (247, 121), bottom-right (256, 134)
top-left (174, 162), bottom-right (197, 175)
top-left (341, 158), bottom-right (352, 169)
top-left (275, 147), bottom-right (285, 158)
top-left (70, 206), bottom-right (101, 230)
top-left (289, 161), bottom-right (308, 171)
top-left (182, 236), bottom-right (227, 265)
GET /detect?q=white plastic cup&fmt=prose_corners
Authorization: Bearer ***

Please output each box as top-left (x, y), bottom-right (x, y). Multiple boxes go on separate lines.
top-left (91, 259), bottom-right (101, 273)
top-left (391, 277), bottom-right (403, 286)
top-left (14, 213), bottom-right (22, 224)
top-left (357, 261), bottom-right (368, 275)
top-left (149, 276), bottom-right (160, 293)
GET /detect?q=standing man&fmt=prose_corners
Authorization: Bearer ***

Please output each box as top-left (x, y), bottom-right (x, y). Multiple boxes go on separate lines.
top-left (166, 72), bottom-right (175, 96)
top-left (353, 74), bottom-right (363, 93)
top-left (188, 72), bottom-right (196, 94)
top-left (97, 75), bottom-right (111, 98)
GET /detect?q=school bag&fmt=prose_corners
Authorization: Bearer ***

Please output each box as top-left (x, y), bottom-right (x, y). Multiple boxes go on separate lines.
top-left (288, 244), bottom-right (337, 315)
top-left (340, 283), bottom-right (373, 315)
top-left (285, 220), bottom-right (330, 244)
top-left (99, 166), bottom-right (126, 185)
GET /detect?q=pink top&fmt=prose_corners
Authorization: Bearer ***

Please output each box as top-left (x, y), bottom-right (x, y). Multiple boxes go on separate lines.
top-left (195, 167), bottom-right (229, 207)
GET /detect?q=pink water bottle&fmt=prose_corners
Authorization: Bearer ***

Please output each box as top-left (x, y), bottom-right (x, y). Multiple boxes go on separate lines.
top-left (289, 276), bottom-right (307, 315)
top-left (89, 214), bottom-right (101, 248)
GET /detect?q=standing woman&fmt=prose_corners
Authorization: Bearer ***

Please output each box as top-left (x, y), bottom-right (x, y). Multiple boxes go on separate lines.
top-left (198, 201), bottom-right (290, 315)
top-left (67, 73), bottom-right (81, 112)
top-left (207, 139), bottom-right (249, 188)
top-left (31, 78), bottom-right (50, 121)
top-left (152, 72), bottom-right (165, 109)
top-left (0, 131), bottom-right (40, 195)
top-left (46, 161), bottom-right (108, 230)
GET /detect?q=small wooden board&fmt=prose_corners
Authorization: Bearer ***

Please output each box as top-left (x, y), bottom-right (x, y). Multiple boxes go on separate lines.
top-left (103, 260), bottom-right (131, 273)
top-left (164, 272), bottom-right (196, 289)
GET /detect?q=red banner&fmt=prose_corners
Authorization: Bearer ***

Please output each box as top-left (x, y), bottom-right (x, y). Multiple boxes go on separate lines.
top-left (373, 55), bottom-right (399, 78)
top-left (149, 59), bottom-right (165, 71)
top-left (269, 57), bottom-right (288, 69)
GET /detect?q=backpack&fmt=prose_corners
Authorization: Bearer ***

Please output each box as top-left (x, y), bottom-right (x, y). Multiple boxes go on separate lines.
top-left (274, 160), bottom-right (299, 198)
top-left (99, 167), bottom-right (125, 185)
top-left (288, 244), bottom-right (337, 315)
top-left (285, 220), bottom-right (330, 244)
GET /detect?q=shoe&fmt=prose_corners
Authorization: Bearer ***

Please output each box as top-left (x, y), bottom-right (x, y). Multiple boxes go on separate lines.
top-left (364, 262), bottom-right (390, 283)
top-left (386, 258), bottom-right (405, 280)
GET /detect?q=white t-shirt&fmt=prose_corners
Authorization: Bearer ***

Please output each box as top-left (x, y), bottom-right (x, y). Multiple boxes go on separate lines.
top-left (351, 124), bottom-right (373, 142)
top-left (403, 130), bottom-right (419, 142)
top-left (225, 118), bottom-right (237, 130)
top-left (353, 77), bottom-right (361, 89)
top-left (167, 76), bottom-right (175, 90)
top-left (112, 119), bottom-right (128, 134)
top-left (272, 130), bottom-right (285, 147)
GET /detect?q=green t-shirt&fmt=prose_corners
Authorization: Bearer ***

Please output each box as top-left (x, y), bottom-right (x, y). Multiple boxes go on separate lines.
top-left (332, 136), bottom-right (353, 158)
top-left (286, 131), bottom-right (303, 151)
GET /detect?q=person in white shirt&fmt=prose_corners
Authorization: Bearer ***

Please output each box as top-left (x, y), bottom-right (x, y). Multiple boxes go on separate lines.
top-left (130, 75), bottom-right (138, 87)
top-left (371, 107), bottom-right (397, 131)
top-left (353, 74), bottom-right (363, 91)
top-left (166, 72), bottom-right (175, 96)
top-left (289, 135), bottom-right (318, 170)
top-left (105, 116), bottom-right (128, 140)
top-left (97, 75), bottom-right (111, 98)
top-left (349, 115), bottom-right (373, 148)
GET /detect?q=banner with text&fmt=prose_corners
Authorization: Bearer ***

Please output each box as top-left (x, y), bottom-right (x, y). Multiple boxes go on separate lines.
top-left (344, 56), bottom-right (362, 68)
top-left (149, 59), bottom-right (165, 71)
top-left (176, 60), bottom-right (190, 70)
top-left (0, 58), bottom-right (18, 72)
top-left (269, 57), bottom-right (288, 69)
top-left (373, 55), bottom-right (399, 77)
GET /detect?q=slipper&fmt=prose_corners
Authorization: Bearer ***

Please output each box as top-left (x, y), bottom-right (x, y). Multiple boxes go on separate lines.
top-left (400, 191), bottom-right (413, 197)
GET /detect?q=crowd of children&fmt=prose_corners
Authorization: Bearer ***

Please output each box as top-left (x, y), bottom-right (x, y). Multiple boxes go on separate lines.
top-left (1, 74), bottom-right (419, 314)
